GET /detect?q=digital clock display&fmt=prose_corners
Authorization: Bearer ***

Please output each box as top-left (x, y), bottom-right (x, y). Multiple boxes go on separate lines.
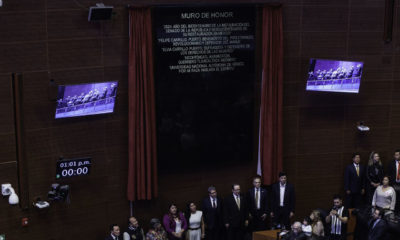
top-left (56, 157), bottom-right (91, 179)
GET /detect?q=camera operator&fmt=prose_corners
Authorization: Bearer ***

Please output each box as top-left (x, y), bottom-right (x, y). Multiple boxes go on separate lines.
top-left (325, 195), bottom-right (349, 240)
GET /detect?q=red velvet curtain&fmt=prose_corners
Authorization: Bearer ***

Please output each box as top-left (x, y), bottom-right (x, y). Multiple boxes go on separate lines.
top-left (258, 5), bottom-right (284, 185)
top-left (127, 7), bottom-right (158, 201)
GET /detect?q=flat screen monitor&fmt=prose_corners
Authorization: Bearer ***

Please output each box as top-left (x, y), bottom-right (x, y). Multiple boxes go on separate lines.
top-left (306, 59), bottom-right (363, 93)
top-left (55, 81), bottom-right (118, 119)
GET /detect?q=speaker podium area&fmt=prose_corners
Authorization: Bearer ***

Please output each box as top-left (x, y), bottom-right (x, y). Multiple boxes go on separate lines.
top-left (253, 229), bottom-right (280, 240)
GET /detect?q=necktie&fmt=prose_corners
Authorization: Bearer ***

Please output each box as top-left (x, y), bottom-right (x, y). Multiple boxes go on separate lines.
top-left (236, 196), bottom-right (240, 210)
top-left (255, 189), bottom-right (259, 209)
top-left (212, 199), bottom-right (216, 208)
top-left (397, 161), bottom-right (400, 181)
top-left (356, 165), bottom-right (359, 176)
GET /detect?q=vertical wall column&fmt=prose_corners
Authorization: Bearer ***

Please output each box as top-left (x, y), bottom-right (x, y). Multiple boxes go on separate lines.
top-left (12, 73), bottom-right (29, 209)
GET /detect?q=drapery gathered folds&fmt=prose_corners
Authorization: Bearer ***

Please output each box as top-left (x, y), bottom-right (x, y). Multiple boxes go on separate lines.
top-left (258, 5), bottom-right (284, 185)
top-left (127, 7), bottom-right (158, 201)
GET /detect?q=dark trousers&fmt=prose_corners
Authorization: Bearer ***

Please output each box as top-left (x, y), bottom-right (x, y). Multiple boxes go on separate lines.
top-left (205, 227), bottom-right (221, 240)
top-left (329, 234), bottom-right (345, 240)
top-left (273, 206), bottom-right (290, 230)
top-left (250, 210), bottom-right (267, 232)
top-left (393, 184), bottom-right (400, 214)
top-left (227, 226), bottom-right (244, 240)
top-left (345, 193), bottom-right (363, 209)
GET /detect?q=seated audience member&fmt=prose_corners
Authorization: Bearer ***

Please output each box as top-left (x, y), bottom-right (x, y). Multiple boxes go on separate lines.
top-left (368, 208), bottom-right (386, 240)
top-left (124, 217), bottom-right (145, 240)
top-left (366, 152), bottom-right (384, 204)
top-left (105, 224), bottom-right (121, 240)
top-left (325, 195), bottom-right (348, 240)
top-left (163, 203), bottom-right (187, 240)
top-left (310, 210), bottom-right (324, 239)
top-left (281, 221), bottom-right (307, 240)
top-left (301, 217), bottom-right (312, 237)
top-left (146, 218), bottom-right (168, 240)
top-left (372, 176), bottom-right (396, 213)
top-left (185, 202), bottom-right (205, 240)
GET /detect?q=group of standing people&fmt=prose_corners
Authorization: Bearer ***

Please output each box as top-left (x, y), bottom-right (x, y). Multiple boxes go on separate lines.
top-left (105, 172), bottom-right (296, 240)
top-left (105, 149), bottom-right (400, 240)
top-left (345, 150), bottom-right (399, 213)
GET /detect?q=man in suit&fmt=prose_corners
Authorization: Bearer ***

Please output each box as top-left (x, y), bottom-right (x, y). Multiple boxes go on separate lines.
top-left (224, 184), bottom-right (248, 240)
top-left (344, 153), bottom-right (366, 208)
top-left (105, 224), bottom-right (121, 240)
top-left (202, 186), bottom-right (223, 240)
top-left (270, 172), bottom-right (295, 230)
top-left (368, 208), bottom-right (386, 240)
top-left (247, 175), bottom-right (269, 232)
top-left (387, 149), bottom-right (400, 214)
top-left (281, 222), bottom-right (307, 240)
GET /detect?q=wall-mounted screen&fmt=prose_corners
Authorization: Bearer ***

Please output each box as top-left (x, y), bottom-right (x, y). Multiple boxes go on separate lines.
top-left (306, 59), bottom-right (363, 93)
top-left (55, 81), bottom-right (118, 119)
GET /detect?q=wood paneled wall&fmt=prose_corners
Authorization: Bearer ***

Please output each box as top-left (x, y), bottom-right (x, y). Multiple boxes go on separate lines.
top-left (0, 0), bottom-right (399, 239)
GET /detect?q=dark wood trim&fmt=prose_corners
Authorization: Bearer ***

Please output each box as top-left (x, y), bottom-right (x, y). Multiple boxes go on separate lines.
top-left (11, 73), bottom-right (29, 209)
top-left (383, 0), bottom-right (395, 43)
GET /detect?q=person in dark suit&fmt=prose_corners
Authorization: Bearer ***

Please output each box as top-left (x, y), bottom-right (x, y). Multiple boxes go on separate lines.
top-left (247, 175), bottom-right (269, 232)
top-left (281, 222), bottom-right (307, 240)
top-left (344, 153), bottom-right (366, 208)
top-left (366, 152), bottom-right (384, 204)
top-left (105, 224), bottom-right (121, 240)
top-left (270, 172), bottom-right (295, 230)
top-left (202, 186), bottom-right (223, 240)
top-left (387, 149), bottom-right (400, 214)
top-left (368, 208), bottom-right (386, 240)
top-left (224, 184), bottom-right (248, 240)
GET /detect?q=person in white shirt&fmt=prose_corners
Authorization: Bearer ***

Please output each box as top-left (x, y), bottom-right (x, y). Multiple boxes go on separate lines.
top-left (270, 172), bottom-right (295, 230)
top-left (372, 176), bottom-right (396, 213)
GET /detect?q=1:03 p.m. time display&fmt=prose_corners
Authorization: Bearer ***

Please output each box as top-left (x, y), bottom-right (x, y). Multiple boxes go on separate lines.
top-left (56, 158), bottom-right (91, 179)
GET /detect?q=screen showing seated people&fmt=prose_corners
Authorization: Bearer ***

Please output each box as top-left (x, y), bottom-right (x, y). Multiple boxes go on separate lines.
top-left (55, 81), bottom-right (118, 119)
top-left (306, 59), bottom-right (363, 93)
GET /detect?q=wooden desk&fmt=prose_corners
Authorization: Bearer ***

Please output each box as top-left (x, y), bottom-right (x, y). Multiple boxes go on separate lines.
top-left (253, 229), bottom-right (280, 240)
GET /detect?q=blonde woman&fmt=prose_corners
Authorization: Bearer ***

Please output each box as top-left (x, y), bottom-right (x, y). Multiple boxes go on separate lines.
top-left (366, 152), bottom-right (384, 203)
top-left (310, 210), bottom-right (324, 239)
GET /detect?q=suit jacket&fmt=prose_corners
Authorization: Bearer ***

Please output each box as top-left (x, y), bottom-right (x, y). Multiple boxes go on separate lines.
top-left (202, 196), bottom-right (223, 230)
top-left (387, 160), bottom-right (400, 185)
top-left (271, 182), bottom-right (295, 214)
top-left (368, 219), bottom-right (386, 240)
top-left (281, 231), bottom-right (307, 240)
top-left (344, 163), bottom-right (366, 193)
top-left (247, 187), bottom-right (269, 216)
top-left (105, 234), bottom-right (120, 240)
top-left (223, 194), bottom-right (248, 228)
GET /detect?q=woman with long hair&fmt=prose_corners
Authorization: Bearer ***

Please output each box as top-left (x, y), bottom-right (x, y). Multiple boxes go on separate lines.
top-left (163, 204), bottom-right (188, 240)
top-left (309, 210), bottom-right (324, 239)
top-left (366, 152), bottom-right (384, 203)
top-left (185, 202), bottom-right (205, 240)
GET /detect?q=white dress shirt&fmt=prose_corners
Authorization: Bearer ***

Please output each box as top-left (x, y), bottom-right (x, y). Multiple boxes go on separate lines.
top-left (279, 183), bottom-right (286, 207)
top-left (210, 196), bottom-right (217, 208)
top-left (255, 188), bottom-right (261, 209)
